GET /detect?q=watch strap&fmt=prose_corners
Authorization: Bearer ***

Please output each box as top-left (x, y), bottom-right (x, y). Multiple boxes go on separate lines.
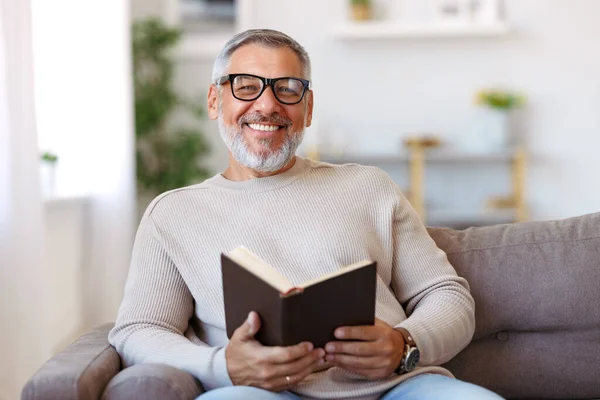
top-left (394, 327), bottom-right (418, 375)
top-left (394, 327), bottom-right (417, 347)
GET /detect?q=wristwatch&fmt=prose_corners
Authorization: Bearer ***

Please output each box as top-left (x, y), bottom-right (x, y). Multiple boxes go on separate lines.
top-left (394, 327), bottom-right (420, 374)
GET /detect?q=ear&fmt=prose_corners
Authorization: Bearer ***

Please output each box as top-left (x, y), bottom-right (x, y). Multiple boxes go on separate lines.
top-left (207, 84), bottom-right (219, 120)
top-left (304, 90), bottom-right (314, 127)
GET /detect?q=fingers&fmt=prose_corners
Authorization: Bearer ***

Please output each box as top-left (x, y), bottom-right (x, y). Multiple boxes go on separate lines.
top-left (313, 358), bottom-right (333, 373)
top-left (284, 356), bottom-right (325, 387)
top-left (270, 348), bottom-right (325, 377)
top-left (324, 321), bottom-right (405, 381)
top-left (227, 312), bottom-right (328, 389)
top-left (325, 340), bottom-right (378, 357)
top-left (334, 324), bottom-right (381, 341)
top-left (231, 311), bottom-right (261, 342)
top-left (256, 348), bottom-right (325, 392)
top-left (258, 340), bottom-right (315, 364)
top-left (265, 365), bottom-right (314, 392)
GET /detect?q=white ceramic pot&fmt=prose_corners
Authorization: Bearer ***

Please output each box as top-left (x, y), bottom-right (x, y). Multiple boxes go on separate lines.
top-left (483, 108), bottom-right (512, 150)
top-left (40, 162), bottom-right (56, 198)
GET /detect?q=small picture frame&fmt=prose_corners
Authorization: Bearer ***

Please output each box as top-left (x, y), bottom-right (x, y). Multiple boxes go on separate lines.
top-left (470, 0), bottom-right (502, 24)
top-left (433, 0), bottom-right (470, 25)
top-left (433, 0), bottom-right (502, 25)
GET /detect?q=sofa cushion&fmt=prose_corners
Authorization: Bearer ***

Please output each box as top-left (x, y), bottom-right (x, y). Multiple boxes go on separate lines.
top-left (429, 212), bottom-right (600, 399)
top-left (102, 363), bottom-right (204, 400)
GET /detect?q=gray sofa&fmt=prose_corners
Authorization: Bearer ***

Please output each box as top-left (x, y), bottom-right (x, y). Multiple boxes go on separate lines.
top-left (22, 213), bottom-right (600, 400)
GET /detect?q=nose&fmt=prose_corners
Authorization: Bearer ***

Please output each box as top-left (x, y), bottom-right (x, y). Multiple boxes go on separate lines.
top-left (252, 85), bottom-right (282, 115)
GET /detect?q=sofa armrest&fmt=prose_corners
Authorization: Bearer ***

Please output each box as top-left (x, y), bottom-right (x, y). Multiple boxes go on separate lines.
top-left (22, 323), bottom-right (120, 400)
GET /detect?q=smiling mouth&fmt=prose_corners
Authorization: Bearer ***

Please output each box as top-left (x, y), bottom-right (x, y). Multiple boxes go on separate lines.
top-left (245, 123), bottom-right (285, 132)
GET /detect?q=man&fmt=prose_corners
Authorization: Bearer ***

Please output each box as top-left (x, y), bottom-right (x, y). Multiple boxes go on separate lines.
top-left (109, 29), bottom-right (503, 400)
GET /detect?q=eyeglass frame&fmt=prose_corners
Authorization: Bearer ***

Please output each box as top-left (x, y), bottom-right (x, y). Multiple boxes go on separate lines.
top-left (215, 73), bottom-right (311, 105)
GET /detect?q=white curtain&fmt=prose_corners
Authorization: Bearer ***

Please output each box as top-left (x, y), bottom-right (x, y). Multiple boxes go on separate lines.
top-left (28, 0), bottom-right (137, 327)
top-left (0, 0), bottom-right (52, 398)
top-left (1, 0), bottom-right (136, 397)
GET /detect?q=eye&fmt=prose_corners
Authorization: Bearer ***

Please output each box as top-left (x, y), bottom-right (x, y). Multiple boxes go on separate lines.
top-left (232, 76), bottom-right (262, 94)
top-left (238, 85), bottom-right (259, 91)
top-left (277, 87), bottom-right (297, 94)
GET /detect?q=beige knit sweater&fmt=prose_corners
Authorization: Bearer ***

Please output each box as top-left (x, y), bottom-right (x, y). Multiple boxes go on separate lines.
top-left (108, 156), bottom-right (475, 400)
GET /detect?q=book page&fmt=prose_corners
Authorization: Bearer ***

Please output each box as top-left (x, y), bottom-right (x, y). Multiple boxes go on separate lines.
top-left (227, 247), bottom-right (295, 294)
top-left (298, 259), bottom-right (373, 289)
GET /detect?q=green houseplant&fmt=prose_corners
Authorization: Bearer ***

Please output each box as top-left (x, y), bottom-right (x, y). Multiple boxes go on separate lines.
top-left (133, 18), bottom-right (211, 196)
top-left (475, 89), bottom-right (526, 111)
top-left (40, 151), bottom-right (59, 164)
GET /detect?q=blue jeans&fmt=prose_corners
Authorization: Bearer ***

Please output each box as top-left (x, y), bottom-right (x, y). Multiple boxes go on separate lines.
top-left (196, 373), bottom-right (505, 399)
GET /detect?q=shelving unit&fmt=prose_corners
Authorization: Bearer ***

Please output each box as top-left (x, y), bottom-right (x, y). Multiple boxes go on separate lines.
top-left (331, 21), bottom-right (511, 40)
top-left (426, 208), bottom-right (518, 228)
top-left (165, 0), bottom-right (254, 60)
top-left (320, 147), bottom-right (528, 229)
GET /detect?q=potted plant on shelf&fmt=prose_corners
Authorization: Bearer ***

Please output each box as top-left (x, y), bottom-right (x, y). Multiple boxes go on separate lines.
top-left (350, 0), bottom-right (373, 21)
top-left (40, 151), bottom-right (59, 197)
top-left (474, 88), bottom-right (526, 150)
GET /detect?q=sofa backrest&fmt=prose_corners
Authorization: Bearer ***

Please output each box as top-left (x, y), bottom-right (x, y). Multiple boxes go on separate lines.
top-left (428, 212), bottom-right (600, 400)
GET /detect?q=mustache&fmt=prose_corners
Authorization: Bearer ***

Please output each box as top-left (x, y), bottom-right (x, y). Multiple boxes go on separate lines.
top-left (238, 112), bottom-right (292, 127)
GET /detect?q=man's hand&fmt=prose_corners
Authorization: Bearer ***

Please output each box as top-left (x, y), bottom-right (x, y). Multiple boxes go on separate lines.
top-left (324, 318), bottom-right (405, 380)
top-left (225, 311), bottom-right (325, 391)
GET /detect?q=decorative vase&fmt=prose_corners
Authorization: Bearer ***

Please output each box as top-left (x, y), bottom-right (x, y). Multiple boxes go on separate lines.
top-left (40, 162), bottom-right (57, 198)
top-left (476, 107), bottom-right (513, 152)
top-left (463, 107), bottom-right (514, 153)
top-left (351, 4), bottom-right (372, 21)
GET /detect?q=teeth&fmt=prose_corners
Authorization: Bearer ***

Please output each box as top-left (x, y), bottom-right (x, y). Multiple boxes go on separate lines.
top-left (248, 123), bottom-right (280, 132)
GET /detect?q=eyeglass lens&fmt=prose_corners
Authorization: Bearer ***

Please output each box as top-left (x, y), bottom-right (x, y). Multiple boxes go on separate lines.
top-left (231, 75), bottom-right (305, 104)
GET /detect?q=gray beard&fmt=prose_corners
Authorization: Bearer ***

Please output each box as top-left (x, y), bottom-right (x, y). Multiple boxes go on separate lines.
top-left (218, 113), bottom-right (304, 173)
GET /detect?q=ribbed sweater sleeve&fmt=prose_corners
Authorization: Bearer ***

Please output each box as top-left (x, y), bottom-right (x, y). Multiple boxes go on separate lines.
top-left (108, 212), bottom-right (233, 390)
top-left (390, 186), bottom-right (475, 366)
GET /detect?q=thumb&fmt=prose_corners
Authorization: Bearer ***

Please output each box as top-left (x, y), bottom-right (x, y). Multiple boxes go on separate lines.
top-left (234, 311), bottom-right (261, 341)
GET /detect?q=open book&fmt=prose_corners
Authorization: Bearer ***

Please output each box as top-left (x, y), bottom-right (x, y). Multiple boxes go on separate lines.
top-left (221, 246), bottom-right (377, 348)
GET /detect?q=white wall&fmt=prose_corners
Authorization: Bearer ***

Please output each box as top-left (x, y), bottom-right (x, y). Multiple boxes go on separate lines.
top-left (131, 0), bottom-right (166, 20)
top-left (149, 0), bottom-right (600, 221)
top-left (252, 0), bottom-right (600, 220)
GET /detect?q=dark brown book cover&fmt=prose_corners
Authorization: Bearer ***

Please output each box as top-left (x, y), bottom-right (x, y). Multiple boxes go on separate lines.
top-left (221, 253), bottom-right (377, 348)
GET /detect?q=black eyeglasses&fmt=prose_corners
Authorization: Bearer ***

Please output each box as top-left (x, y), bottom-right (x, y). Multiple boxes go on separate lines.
top-left (216, 74), bottom-right (310, 105)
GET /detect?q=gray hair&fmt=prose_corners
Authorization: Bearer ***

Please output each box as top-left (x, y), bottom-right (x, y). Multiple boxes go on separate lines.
top-left (212, 29), bottom-right (311, 84)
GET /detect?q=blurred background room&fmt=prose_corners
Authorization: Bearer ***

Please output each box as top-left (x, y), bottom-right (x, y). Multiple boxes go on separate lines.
top-left (1, 0), bottom-right (599, 398)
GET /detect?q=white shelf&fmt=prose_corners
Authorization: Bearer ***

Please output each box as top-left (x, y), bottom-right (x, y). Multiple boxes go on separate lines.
top-left (331, 21), bottom-right (511, 40)
top-left (320, 149), bottom-right (517, 165)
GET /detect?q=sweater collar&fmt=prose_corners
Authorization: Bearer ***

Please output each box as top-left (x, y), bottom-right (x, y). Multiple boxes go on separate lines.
top-left (202, 156), bottom-right (311, 192)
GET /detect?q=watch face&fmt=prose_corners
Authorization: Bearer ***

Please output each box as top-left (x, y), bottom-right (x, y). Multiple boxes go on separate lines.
top-left (404, 348), bottom-right (420, 372)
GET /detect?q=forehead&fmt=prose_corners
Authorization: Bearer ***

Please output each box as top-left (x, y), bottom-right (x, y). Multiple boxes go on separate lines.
top-left (227, 43), bottom-right (303, 78)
